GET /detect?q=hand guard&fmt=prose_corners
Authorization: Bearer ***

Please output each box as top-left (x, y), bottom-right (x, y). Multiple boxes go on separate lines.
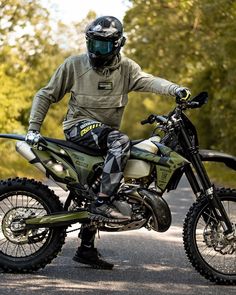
top-left (25, 130), bottom-right (41, 145)
top-left (175, 87), bottom-right (191, 102)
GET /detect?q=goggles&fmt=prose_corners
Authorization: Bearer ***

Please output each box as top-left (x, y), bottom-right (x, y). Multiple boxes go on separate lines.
top-left (87, 39), bottom-right (114, 55)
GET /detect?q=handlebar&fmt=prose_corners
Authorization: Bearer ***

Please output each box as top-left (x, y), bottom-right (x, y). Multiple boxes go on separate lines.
top-left (140, 114), bottom-right (168, 126)
top-left (141, 114), bottom-right (156, 125)
top-left (176, 91), bottom-right (208, 109)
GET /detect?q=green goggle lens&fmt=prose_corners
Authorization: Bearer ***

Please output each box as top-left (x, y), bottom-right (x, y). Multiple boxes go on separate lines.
top-left (87, 39), bottom-right (114, 55)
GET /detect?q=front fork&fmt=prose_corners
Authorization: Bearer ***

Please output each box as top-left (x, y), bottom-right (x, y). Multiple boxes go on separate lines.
top-left (181, 129), bottom-right (234, 236)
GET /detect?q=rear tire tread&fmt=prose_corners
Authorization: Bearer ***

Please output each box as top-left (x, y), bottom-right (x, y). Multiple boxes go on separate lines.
top-left (0, 177), bottom-right (67, 273)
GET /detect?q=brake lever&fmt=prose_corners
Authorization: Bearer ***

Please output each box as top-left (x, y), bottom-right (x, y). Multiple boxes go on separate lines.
top-left (189, 101), bottom-right (200, 109)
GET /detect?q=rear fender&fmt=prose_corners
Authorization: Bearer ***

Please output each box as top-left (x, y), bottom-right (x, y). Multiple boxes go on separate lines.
top-left (199, 149), bottom-right (236, 171)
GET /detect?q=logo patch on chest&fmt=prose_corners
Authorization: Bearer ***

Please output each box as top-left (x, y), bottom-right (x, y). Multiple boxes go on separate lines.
top-left (98, 82), bottom-right (113, 90)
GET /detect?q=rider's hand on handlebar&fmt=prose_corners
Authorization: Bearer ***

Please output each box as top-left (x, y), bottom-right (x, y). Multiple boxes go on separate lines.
top-left (25, 130), bottom-right (41, 145)
top-left (175, 87), bottom-right (191, 103)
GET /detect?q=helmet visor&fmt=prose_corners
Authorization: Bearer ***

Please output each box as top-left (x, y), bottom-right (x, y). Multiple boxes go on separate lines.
top-left (87, 39), bottom-right (114, 55)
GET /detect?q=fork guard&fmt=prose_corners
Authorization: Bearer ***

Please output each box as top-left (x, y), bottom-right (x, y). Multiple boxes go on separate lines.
top-left (199, 149), bottom-right (236, 171)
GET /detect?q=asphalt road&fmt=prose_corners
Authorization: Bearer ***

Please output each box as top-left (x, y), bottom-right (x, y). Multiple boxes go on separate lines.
top-left (0, 178), bottom-right (235, 295)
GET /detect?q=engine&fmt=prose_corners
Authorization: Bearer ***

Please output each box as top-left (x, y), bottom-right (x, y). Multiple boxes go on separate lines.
top-left (98, 185), bottom-right (171, 233)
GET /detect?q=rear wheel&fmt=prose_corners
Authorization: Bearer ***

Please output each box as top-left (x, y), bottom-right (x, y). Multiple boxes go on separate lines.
top-left (183, 188), bottom-right (236, 284)
top-left (0, 178), bottom-right (67, 272)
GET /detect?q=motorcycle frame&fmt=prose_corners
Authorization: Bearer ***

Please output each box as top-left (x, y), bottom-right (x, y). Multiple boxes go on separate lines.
top-left (0, 106), bottom-right (235, 234)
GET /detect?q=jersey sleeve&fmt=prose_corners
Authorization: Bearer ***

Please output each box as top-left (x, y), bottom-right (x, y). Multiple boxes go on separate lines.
top-left (127, 58), bottom-right (179, 96)
top-left (28, 58), bottom-right (73, 131)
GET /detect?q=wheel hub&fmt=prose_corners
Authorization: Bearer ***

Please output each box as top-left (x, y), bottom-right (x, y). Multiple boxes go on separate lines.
top-left (2, 207), bottom-right (36, 244)
top-left (203, 223), bottom-right (236, 255)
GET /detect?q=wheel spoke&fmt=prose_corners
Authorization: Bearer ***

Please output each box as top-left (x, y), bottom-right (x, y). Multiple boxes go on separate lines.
top-left (0, 191), bottom-right (50, 258)
top-left (19, 244), bottom-right (27, 257)
top-left (0, 179), bottom-right (66, 273)
top-left (1, 199), bottom-right (11, 214)
top-left (184, 191), bottom-right (236, 284)
top-left (14, 244), bottom-right (19, 257)
top-left (196, 199), bottom-right (236, 275)
top-left (2, 240), bottom-right (10, 254)
top-left (0, 238), bottom-right (8, 248)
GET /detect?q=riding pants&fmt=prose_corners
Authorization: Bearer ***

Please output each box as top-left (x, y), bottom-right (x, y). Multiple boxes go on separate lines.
top-left (64, 119), bottom-right (131, 197)
top-left (64, 119), bottom-right (131, 248)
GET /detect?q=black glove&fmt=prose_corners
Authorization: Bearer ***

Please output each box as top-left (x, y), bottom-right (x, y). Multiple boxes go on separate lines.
top-left (25, 130), bottom-right (41, 145)
top-left (175, 87), bottom-right (191, 102)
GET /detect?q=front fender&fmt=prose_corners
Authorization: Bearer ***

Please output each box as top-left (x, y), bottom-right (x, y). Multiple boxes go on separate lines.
top-left (199, 149), bottom-right (236, 171)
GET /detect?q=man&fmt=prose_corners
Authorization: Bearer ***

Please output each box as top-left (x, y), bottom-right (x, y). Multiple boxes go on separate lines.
top-left (26, 16), bottom-right (190, 270)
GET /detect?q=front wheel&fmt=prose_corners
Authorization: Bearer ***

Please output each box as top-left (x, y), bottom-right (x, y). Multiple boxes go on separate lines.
top-left (0, 178), bottom-right (67, 272)
top-left (183, 188), bottom-right (236, 284)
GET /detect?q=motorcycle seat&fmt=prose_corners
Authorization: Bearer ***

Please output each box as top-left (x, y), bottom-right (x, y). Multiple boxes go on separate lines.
top-left (45, 137), bottom-right (144, 156)
top-left (44, 137), bottom-right (106, 156)
top-left (131, 139), bottom-right (143, 146)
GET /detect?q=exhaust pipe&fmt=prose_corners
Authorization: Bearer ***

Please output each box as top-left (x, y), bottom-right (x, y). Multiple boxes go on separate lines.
top-left (15, 141), bottom-right (68, 191)
top-left (138, 188), bottom-right (172, 232)
top-left (122, 187), bottom-right (171, 232)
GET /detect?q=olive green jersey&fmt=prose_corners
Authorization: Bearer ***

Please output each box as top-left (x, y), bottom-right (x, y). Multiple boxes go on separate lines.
top-left (29, 54), bottom-right (179, 131)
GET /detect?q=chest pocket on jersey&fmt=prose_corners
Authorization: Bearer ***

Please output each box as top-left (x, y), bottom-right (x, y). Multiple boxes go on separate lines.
top-left (98, 82), bottom-right (113, 90)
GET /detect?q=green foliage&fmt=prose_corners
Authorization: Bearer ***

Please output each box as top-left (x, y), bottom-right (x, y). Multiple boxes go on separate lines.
top-left (123, 0), bottom-right (236, 156)
top-left (204, 162), bottom-right (236, 189)
top-left (0, 0), bottom-right (235, 189)
top-left (0, 2), bottom-right (97, 178)
top-left (0, 0), bottom-right (67, 177)
top-left (0, 0), bottom-right (64, 134)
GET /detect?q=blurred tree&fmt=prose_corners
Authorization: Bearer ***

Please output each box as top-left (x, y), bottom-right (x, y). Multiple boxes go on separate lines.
top-left (41, 10), bottom-right (97, 138)
top-left (0, 2), bottom-right (97, 176)
top-left (123, 0), bottom-right (236, 155)
top-left (55, 10), bottom-right (97, 54)
top-left (0, 1), bottom-right (95, 138)
top-left (0, 0), bottom-right (68, 176)
top-left (0, 0), bottom-right (64, 134)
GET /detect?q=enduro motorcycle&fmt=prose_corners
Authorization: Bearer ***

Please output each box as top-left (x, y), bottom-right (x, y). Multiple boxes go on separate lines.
top-left (0, 92), bottom-right (236, 284)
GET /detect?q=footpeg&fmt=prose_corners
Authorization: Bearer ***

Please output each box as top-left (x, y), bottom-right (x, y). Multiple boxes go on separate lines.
top-left (89, 213), bottom-right (129, 223)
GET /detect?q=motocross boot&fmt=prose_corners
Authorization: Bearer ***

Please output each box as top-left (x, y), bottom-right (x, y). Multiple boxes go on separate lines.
top-left (73, 247), bottom-right (114, 270)
top-left (90, 201), bottom-right (131, 222)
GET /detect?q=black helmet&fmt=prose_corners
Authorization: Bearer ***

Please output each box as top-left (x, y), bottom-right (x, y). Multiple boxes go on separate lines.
top-left (85, 16), bottom-right (126, 68)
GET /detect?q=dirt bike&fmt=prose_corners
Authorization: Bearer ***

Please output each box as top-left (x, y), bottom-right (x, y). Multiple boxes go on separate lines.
top-left (0, 92), bottom-right (236, 284)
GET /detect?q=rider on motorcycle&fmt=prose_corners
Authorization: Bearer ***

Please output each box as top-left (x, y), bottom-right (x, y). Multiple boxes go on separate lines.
top-left (26, 16), bottom-right (190, 270)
